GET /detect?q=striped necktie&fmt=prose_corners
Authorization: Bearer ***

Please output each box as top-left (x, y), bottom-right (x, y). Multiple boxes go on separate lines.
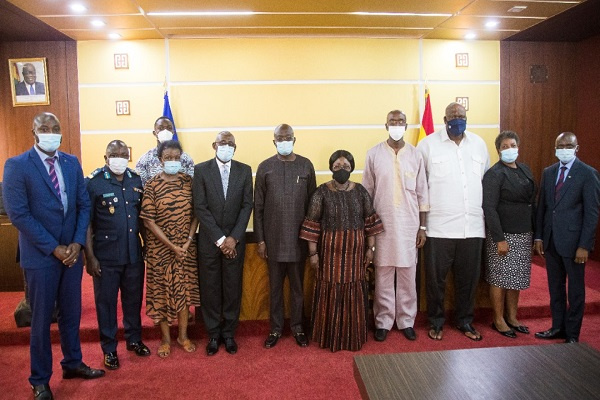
top-left (555, 166), bottom-right (567, 201)
top-left (46, 157), bottom-right (61, 200)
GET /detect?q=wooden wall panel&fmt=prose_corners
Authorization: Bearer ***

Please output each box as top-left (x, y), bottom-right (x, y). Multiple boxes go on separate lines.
top-left (0, 41), bottom-right (80, 178)
top-left (499, 41), bottom-right (577, 184)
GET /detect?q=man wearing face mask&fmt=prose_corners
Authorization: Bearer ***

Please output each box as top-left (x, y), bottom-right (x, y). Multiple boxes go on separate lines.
top-left (85, 140), bottom-right (150, 370)
top-left (135, 116), bottom-right (195, 186)
top-left (3, 112), bottom-right (104, 400)
top-left (254, 124), bottom-right (316, 348)
top-left (534, 132), bottom-right (600, 343)
top-left (417, 102), bottom-right (490, 341)
top-left (192, 131), bottom-right (253, 356)
top-left (363, 110), bottom-right (429, 342)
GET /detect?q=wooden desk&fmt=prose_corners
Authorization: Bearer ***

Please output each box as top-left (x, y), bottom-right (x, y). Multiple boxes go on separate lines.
top-left (0, 215), bottom-right (23, 292)
top-left (353, 344), bottom-right (600, 399)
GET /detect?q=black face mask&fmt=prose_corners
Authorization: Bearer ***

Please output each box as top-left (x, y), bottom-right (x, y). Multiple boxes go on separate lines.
top-left (332, 169), bottom-right (351, 184)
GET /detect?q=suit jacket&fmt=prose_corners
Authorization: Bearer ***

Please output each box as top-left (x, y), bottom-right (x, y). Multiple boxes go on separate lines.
top-left (15, 81), bottom-right (46, 96)
top-left (2, 147), bottom-right (90, 269)
top-left (192, 158), bottom-right (253, 247)
top-left (535, 158), bottom-right (600, 257)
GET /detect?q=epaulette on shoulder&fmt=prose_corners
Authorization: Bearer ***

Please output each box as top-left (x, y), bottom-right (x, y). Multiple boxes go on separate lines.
top-left (126, 167), bottom-right (139, 176)
top-left (87, 168), bottom-right (104, 180)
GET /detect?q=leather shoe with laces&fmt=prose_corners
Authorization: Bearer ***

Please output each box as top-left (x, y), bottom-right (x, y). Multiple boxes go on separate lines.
top-left (103, 352), bottom-right (119, 370)
top-left (535, 328), bottom-right (566, 340)
top-left (293, 332), bottom-right (309, 347)
top-left (32, 384), bottom-right (53, 400)
top-left (402, 327), bottom-right (417, 341)
top-left (62, 363), bottom-right (105, 379)
top-left (264, 332), bottom-right (281, 349)
top-left (374, 329), bottom-right (388, 342)
top-left (224, 337), bottom-right (238, 354)
top-left (206, 338), bottom-right (220, 356)
top-left (126, 341), bottom-right (151, 356)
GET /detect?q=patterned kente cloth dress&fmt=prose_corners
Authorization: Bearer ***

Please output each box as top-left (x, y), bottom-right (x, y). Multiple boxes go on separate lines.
top-left (141, 173), bottom-right (200, 324)
top-left (300, 182), bottom-right (384, 352)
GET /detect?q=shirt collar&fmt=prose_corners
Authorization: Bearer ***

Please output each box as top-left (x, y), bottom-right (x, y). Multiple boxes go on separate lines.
top-left (441, 128), bottom-right (470, 143)
top-left (215, 157), bottom-right (231, 168)
top-left (33, 144), bottom-right (59, 163)
top-left (560, 157), bottom-right (576, 169)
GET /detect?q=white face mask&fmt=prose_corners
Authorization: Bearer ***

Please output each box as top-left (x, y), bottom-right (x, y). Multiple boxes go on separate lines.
top-left (276, 140), bottom-right (294, 156)
top-left (36, 133), bottom-right (62, 153)
top-left (108, 157), bottom-right (128, 175)
top-left (216, 145), bottom-right (235, 162)
top-left (156, 129), bottom-right (173, 143)
top-left (555, 148), bottom-right (576, 164)
top-left (388, 125), bottom-right (406, 141)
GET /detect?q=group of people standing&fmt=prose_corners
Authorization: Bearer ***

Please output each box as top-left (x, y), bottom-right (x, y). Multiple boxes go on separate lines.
top-left (3, 104), bottom-right (600, 400)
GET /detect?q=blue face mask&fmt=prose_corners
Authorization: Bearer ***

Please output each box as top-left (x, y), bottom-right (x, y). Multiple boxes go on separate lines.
top-left (446, 118), bottom-right (467, 137)
top-left (500, 148), bottom-right (519, 163)
top-left (216, 145), bottom-right (235, 162)
top-left (163, 160), bottom-right (181, 175)
top-left (276, 140), bottom-right (294, 156)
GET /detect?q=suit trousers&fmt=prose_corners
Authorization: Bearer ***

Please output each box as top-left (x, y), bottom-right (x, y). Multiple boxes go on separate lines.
top-left (25, 263), bottom-right (83, 386)
top-left (198, 242), bottom-right (245, 339)
top-left (93, 261), bottom-right (144, 354)
top-left (374, 265), bottom-right (417, 330)
top-left (425, 237), bottom-right (483, 328)
top-left (267, 259), bottom-right (305, 334)
top-left (546, 236), bottom-right (586, 339)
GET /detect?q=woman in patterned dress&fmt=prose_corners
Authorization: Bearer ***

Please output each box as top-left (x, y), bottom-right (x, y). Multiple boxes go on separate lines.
top-left (300, 150), bottom-right (384, 352)
top-left (141, 140), bottom-right (200, 357)
top-left (483, 131), bottom-right (537, 338)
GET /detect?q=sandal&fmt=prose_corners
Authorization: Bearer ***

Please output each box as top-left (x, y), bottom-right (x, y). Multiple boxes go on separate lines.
top-left (177, 338), bottom-right (197, 353)
top-left (428, 326), bottom-right (443, 341)
top-left (456, 323), bottom-right (483, 341)
top-left (157, 342), bottom-right (171, 358)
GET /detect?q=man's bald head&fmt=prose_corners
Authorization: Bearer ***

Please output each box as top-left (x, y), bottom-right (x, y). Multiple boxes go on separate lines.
top-left (556, 132), bottom-right (578, 147)
top-left (33, 112), bottom-right (60, 130)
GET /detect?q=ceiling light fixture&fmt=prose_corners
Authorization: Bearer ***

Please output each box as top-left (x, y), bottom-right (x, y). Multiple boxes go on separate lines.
top-left (508, 6), bottom-right (528, 12)
top-left (70, 4), bottom-right (87, 13)
top-left (352, 12), bottom-right (452, 17)
top-left (485, 20), bottom-right (500, 28)
top-left (108, 33), bottom-right (122, 39)
top-left (464, 32), bottom-right (477, 39)
top-left (147, 11), bottom-right (255, 16)
top-left (91, 20), bottom-right (106, 27)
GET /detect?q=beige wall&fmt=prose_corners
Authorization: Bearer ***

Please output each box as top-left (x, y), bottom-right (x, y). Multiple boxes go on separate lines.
top-left (78, 38), bottom-right (500, 182)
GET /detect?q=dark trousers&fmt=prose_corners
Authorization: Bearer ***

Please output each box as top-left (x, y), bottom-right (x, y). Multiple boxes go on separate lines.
top-left (25, 263), bottom-right (83, 386)
top-left (93, 261), bottom-right (144, 354)
top-left (546, 237), bottom-right (586, 340)
top-left (268, 259), bottom-right (306, 334)
top-left (425, 237), bottom-right (483, 328)
top-left (198, 242), bottom-right (245, 339)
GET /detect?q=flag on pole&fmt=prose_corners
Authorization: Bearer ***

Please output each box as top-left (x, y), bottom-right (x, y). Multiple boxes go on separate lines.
top-left (417, 88), bottom-right (434, 143)
top-left (162, 91), bottom-right (178, 141)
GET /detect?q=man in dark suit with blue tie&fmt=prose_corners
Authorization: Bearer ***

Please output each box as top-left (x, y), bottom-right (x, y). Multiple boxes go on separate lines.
top-left (3, 112), bottom-right (105, 400)
top-left (192, 131), bottom-right (253, 356)
top-left (534, 132), bottom-right (600, 343)
top-left (15, 63), bottom-right (46, 96)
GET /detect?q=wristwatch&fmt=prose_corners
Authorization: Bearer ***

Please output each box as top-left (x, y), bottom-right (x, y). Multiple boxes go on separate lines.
top-left (368, 246), bottom-right (376, 252)
top-left (419, 226), bottom-right (427, 231)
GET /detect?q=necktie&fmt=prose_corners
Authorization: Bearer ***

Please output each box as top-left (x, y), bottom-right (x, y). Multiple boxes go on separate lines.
top-left (46, 157), bottom-right (61, 200)
top-left (29, 85), bottom-right (35, 95)
top-left (222, 164), bottom-right (229, 199)
top-left (555, 166), bottom-right (567, 201)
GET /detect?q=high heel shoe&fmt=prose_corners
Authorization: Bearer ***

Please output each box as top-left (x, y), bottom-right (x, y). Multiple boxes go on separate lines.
top-left (491, 323), bottom-right (517, 338)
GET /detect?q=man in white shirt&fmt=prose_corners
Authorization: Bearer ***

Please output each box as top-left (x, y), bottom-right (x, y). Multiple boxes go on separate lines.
top-left (417, 102), bottom-right (490, 341)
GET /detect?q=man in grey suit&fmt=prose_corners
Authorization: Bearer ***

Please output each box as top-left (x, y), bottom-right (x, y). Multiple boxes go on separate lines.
top-left (534, 132), bottom-right (600, 343)
top-left (193, 131), bottom-right (253, 356)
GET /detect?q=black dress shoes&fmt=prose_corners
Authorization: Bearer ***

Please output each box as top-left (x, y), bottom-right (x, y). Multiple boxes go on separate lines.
top-left (374, 329), bottom-right (389, 342)
top-left (32, 384), bottom-right (53, 400)
top-left (293, 332), bottom-right (309, 347)
top-left (402, 327), bottom-right (417, 341)
top-left (206, 338), bottom-right (220, 356)
top-left (62, 363), bottom-right (106, 379)
top-left (264, 332), bottom-right (281, 349)
top-left (535, 328), bottom-right (566, 340)
top-left (127, 341), bottom-right (151, 356)
top-left (491, 323), bottom-right (517, 338)
top-left (565, 337), bottom-right (579, 343)
top-left (506, 322), bottom-right (530, 334)
top-left (103, 352), bottom-right (120, 370)
top-left (224, 337), bottom-right (238, 354)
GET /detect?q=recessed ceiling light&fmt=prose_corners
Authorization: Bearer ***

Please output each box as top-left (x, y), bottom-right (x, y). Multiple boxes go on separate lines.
top-left (465, 32), bottom-right (477, 40)
top-left (508, 6), bottom-right (527, 13)
top-left (485, 20), bottom-right (499, 28)
top-left (91, 20), bottom-right (106, 27)
top-left (70, 4), bottom-right (87, 13)
top-left (108, 33), bottom-right (122, 39)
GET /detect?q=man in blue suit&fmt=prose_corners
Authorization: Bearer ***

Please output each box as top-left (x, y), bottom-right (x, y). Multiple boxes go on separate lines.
top-left (534, 132), bottom-right (600, 343)
top-left (3, 112), bottom-right (105, 400)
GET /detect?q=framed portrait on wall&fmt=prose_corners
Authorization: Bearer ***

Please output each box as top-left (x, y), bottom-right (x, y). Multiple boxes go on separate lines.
top-left (8, 57), bottom-right (50, 107)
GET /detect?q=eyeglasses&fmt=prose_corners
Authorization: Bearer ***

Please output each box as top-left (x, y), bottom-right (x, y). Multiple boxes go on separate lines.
top-left (332, 165), bottom-right (351, 171)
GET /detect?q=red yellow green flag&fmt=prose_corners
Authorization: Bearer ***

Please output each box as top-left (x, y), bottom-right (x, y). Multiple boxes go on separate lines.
top-left (417, 89), bottom-right (434, 143)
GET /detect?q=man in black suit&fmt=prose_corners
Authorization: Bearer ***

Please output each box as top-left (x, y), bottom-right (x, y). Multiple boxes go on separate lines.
top-left (15, 63), bottom-right (46, 96)
top-left (534, 132), bottom-right (600, 343)
top-left (193, 131), bottom-right (253, 356)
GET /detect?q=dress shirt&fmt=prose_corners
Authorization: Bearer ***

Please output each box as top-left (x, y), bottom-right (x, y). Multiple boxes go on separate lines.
top-left (556, 157), bottom-right (576, 184)
top-left (417, 128), bottom-right (490, 239)
top-left (34, 144), bottom-right (68, 214)
top-left (215, 157), bottom-right (232, 247)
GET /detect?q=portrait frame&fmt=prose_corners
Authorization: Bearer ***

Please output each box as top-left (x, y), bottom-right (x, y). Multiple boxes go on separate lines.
top-left (8, 57), bottom-right (50, 107)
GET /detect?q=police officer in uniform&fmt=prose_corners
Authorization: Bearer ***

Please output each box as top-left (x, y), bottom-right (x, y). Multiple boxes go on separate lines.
top-left (85, 140), bottom-right (150, 370)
